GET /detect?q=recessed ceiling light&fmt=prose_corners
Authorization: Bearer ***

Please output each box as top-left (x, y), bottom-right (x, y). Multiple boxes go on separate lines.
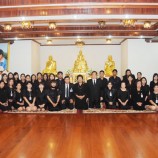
top-left (21, 17), bottom-right (26, 21)
top-left (45, 36), bottom-right (49, 39)
top-left (14, 37), bottom-right (18, 40)
top-left (108, 35), bottom-right (112, 38)
top-left (73, 15), bottom-right (77, 19)
top-left (140, 35), bottom-right (143, 39)
top-left (125, 14), bottom-right (129, 19)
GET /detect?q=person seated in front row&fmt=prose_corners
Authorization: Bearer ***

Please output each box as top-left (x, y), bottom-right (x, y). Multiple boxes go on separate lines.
top-left (47, 80), bottom-right (61, 111)
top-left (117, 82), bottom-right (130, 110)
top-left (74, 75), bottom-right (88, 110)
top-left (87, 71), bottom-right (102, 108)
top-left (36, 82), bottom-right (47, 111)
top-left (60, 76), bottom-right (74, 110)
top-left (145, 84), bottom-right (158, 111)
top-left (132, 81), bottom-right (146, 110)
top-left (104, 82), bottom-right (117, 109)
top-left (13, 83), bottom-right (25, 112)
top-left (0, 81), bottom-right (8, 112)
top-left (23, 81), bottom-right (37, 112)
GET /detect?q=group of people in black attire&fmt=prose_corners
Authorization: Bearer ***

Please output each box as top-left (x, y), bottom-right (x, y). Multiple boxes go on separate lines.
top-left (0, 69), bottom-right (158, 112)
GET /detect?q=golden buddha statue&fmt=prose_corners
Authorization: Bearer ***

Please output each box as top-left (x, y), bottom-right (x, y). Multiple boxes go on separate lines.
top-left (42, 55), bottom-right (57, 75)
top-left (104, 55), bottom-right (115, 76)
top-left (72, 50), bottom-right (89, 73)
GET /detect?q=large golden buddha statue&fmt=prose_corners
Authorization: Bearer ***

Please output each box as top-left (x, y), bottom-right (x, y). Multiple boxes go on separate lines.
top-left (42, 55), bottom-right (57, 75)
top-left (72, 50), bottom-right (89, 73)
top-left (104, 55), bottom-right (115, 76)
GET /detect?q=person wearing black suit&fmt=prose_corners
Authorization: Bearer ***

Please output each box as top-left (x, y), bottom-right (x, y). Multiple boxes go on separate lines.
top-left (98, 70), bottom-right (108, 97)
top-left (122, 69), bottom-right (135, 85)
top-left (109, 69), bottom-right (121, 90)
top-left (56, 71), bottom-right (64, 89)
top-left (60, 76), bottom-right (74, 110)
top-left (87, 71), bottom-right (102, 108)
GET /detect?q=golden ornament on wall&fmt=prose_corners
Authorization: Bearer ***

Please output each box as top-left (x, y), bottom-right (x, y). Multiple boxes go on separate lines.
top-left (104, 55), bottom-right (115, 77)
top-left (42, 55), bottom-right (57, 75)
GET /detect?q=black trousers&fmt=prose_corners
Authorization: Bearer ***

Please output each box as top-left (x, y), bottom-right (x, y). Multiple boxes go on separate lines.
top-left (61, 98), bottom-right (74, 110)
top-left (89, 99), bottom-right (100, 108)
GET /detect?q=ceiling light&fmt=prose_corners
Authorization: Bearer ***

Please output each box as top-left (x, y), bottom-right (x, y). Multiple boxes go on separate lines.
top-left (47, 40), bottom-right (53, 44)
top-left (122, 19), bottom-right (136, 27)
top-left (49, 22), bottom-right (56, 29)
top-left (4, 24), bottom-right (12, 31)
top-left (144, 21), bottom-right (151, 28)
top-left (106, 38), bottom-right (112, 44)
top-left (21, 21), bottom-right (33, 29)
top-left (98, 21), bottom-right (106, 28)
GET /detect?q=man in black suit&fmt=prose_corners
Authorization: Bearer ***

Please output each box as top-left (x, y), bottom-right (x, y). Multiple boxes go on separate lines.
top-left (98, 70), bottom-right (108, 96)
top-left (60, 76), bottom-right (74, 110)
top-left (87, 71), bottom-right (102, 108)
top-left (109, 69), bottom-right (121, 90)
top-left (56, 71), bottom-right (64, 89)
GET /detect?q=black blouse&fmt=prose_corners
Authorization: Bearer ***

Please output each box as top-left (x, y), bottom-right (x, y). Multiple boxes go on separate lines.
top-left (23, 89), bottom-right (36, 103)
top-left (47, 88), bottom-right (60, 102)
top-left (6, 87), bottom-right (15, 99)
top-left (73, 83), bottom-right (88, 98)
top-left (14, 91), bottom-right (23, 103)
top-left (0, 88), bottom-right (8, 103)
top-left (117, 89), bottom-right (130, 102)
top-left (132, 88), bottom-right (146, 104)
top-left (104, 88), bottom-right (117, 103)
top-left (148, 93), bottom-right (158, 105)
top-left (36, 89), bottom-right (47, 105)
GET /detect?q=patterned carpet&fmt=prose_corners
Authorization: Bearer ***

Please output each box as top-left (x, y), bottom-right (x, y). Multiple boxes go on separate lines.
top-left (6, 109), bottom-right (157, 114)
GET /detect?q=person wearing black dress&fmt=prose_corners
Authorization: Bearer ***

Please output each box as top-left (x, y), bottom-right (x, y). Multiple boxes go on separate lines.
top-left (109, 69), bottom-right (121, 90)
top-left (0, 81), bottom-right (8, 112)
top-left (36, 82), bottom-right (47, 111)
top-left (2, 73), bottom-right (8, 87)
top-left (6, 79), bottom-right (15, 110)
top-left (98, 70), bottom-right (108, 98)
top-left (23, 81), bottom-right (37, 112)
top-left (47, 80), bottom-right (61, 111)
top-left (13, 72), bottom-right (20, 86)
top-left (141, 77), bottom-right (150, 105)
top-left (126, 75), bottom-right (135, 106)
top-left (74, 75), bottom-right (88, 110)
top-left (135, 72), bottom-right (142, 82)
top-left (20, 73), bottom-right (26, 91)
top-left (117, 82), bottom-right (130, 110)
top-left (31, 74), bottom-right (37, 91)
top-left (150, 73), bottom-right (158, 93)
top-left (87, 71), bottom-right (102, 108)
top-left (122, 69), bottom-right (135, 85)
top-left (13, 83), bottom-right (25, 111)
top-left (56, 71), bottom-right (64, 89)
top-left (132, 81), bottom-right (146, 110)
top-left (60, 76), bottom-right (74, 110)
top-left (145, 84), bottom-right (158, 111)
top-left (104, 82), bottom-right (117, 109)
top-left (43, 73), bottom-right (49, 89)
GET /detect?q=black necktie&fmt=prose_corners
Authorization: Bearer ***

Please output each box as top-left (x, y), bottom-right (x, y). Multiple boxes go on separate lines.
top-left (66, 85), bottom-right (69, 98)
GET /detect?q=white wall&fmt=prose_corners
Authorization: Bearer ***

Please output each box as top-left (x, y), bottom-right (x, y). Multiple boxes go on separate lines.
top-left (10, 40), bottom-right (40, 75)
top-left (31, 41), bottom-right (40, 74)
top-left (127, 39), bottom-right (158, 82)
top-left (40, 45), bottom-right (121, 76)
top-left (121, 40), bottom-right (128, 77)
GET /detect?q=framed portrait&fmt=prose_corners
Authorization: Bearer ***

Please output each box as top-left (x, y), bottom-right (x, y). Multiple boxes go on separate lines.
top-left (0, 42), bottom-right (10, 71)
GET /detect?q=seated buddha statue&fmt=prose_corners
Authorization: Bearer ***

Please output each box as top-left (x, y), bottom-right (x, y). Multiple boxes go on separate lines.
top-left (104, 55), bottom-right (115, 76)
top-left (72, 50), bottom-right (89, 73)
top-left (42, 55), bottom-right (57, 75)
